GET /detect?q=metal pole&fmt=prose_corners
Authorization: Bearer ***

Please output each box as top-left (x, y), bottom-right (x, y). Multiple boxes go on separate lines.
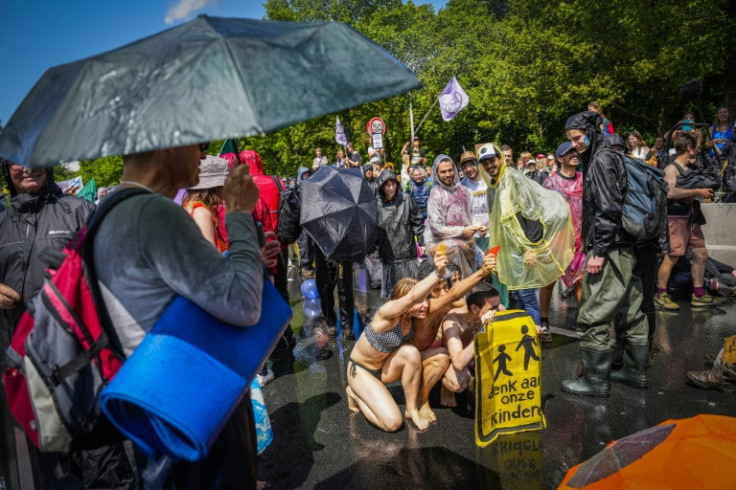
top-left (414, 98), bottom-right (438, 135)
top-left (410, 102), bottom-right (415, 141)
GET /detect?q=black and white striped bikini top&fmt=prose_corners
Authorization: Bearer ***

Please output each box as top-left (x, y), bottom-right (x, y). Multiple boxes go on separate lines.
top-left (364, 320), bottom-right (414, 353)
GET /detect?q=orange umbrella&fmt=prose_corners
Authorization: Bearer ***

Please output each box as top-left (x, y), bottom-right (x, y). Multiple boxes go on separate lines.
top-left (559, 414), bottom-right (736, 489)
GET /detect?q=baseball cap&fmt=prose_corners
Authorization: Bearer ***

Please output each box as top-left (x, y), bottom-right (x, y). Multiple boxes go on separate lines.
top-left (477, 144), bottom-right (498, 160)
top-left (536, 153), bottom-right (545, 159)
top-left (555, 142), bottom-right (575, 158)
top-left (547, 153), bottom-right (554, 160)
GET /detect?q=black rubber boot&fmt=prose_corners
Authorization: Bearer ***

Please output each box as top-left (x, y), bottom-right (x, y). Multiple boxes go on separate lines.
top-left (609, 343), bottom-right (649, 389)
top-left (561, 349), bottom-right (611, 398)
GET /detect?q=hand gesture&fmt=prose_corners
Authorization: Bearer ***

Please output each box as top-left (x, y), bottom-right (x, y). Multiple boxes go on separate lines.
top-left (481, 310), bottom-right (496, 326)
top-left (461, 225), bottom-right (479, 239)
top-left (586, 255), bottom-right (605, 275)
top-left (433, 250), bottom-right (449, 278)
top-left (261, 231), bottom-right (281, 268)
top-left (0, 283), bottom-right (21, 309)
top-left (225, 164), bottom-right (260, 214)
top-left (481, 254), bottom-right (496, 274)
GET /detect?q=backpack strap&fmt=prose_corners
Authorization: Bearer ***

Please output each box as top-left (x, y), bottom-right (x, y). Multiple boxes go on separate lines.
top-left (82, 187), bottom-right (151, 359)
top-left (271, 175), bottom-right (284, 193)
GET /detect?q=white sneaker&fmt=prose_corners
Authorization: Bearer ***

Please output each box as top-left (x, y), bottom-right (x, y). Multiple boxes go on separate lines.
top-left (257, 368), bottom-right (274, 386)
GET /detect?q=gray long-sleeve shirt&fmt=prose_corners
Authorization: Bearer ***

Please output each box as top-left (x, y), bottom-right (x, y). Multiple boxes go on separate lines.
top-left (94, 193), bottom-right (263, 357)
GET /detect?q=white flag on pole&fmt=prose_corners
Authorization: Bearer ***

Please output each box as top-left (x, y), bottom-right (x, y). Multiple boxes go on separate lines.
top-left (438, 76), bottom-right (469, 121)
top-left (335, 116), bottom-right (348, 147)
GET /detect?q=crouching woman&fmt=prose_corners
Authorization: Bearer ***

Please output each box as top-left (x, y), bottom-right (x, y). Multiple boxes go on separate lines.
top-left (346, 252), bottom-right (449, 432)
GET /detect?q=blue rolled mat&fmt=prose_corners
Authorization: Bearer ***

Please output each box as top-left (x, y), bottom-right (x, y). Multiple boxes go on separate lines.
top-left (100, 278), bottom-right (292, 461)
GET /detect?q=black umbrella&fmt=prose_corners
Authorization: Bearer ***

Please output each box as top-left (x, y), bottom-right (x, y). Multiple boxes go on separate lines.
top-left (0, 16), bottom-right (421, 167)
top-left (300, 166), bottom-right (377, 262)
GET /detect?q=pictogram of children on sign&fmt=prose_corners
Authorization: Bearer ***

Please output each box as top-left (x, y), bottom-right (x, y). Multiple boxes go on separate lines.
top-left (516, 325), bottom-right (540, 370)
top-left (493, 345), bottom-right (513, 380)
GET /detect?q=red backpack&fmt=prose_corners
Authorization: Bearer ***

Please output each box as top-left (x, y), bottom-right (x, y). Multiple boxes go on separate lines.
top-left (3, 188), bottom-right (147, 451)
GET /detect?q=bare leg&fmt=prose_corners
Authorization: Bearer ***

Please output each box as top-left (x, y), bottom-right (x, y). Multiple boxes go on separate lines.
top-left (575, 281), bottom-right (583, 305)
top-left (539, 282), bottom-right (555, 318)
top-left (346, 362), bottom-right (403, 432)
top-left (382, 344), bottom-right (429, 430)
top-left (690, 247), bottom-right (709, 288)
top-left (441, 365), bottom-right (471, 407)
top-left (416, 348), bottom-right (449, 422)
top-left (657, 254), bottom-right (677, 290)
top-left (440, 385), bottom-right (457, 408)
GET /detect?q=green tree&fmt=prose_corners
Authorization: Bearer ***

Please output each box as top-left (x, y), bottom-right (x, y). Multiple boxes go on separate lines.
top-left (79, 156), bottom-right (124, 188)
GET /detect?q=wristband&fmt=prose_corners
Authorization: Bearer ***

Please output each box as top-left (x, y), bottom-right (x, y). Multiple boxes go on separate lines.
top-left (434, 269), bottom-right (443, 279)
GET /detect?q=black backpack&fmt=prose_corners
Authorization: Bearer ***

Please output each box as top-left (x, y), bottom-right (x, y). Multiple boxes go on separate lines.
top-left (276, 184), bottom-right (302, 245)
top-left (600, 148), bottom-right (668, 242)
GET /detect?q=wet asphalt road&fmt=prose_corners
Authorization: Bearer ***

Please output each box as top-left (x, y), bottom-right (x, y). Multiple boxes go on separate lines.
top-left (258, 267), bottom-right (736, 489)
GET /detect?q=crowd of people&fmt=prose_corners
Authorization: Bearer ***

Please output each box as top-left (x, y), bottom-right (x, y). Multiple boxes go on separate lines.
top-left (1, 100), bottom-right (736, 488)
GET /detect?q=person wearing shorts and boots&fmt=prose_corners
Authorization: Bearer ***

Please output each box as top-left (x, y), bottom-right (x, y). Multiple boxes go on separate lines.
top-left (655, 132), bottom-right (723, 310)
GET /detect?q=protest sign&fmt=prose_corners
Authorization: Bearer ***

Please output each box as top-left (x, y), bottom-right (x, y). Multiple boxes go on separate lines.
top-left (475, 310), bottom-right (545, 447)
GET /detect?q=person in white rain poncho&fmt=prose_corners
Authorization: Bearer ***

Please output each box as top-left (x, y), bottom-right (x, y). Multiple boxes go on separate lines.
top-left (427, 154), bottom-right (487, 279)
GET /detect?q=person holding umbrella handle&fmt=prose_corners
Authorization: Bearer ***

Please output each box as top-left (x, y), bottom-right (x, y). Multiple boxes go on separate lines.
top-left (345, 250), bottom-right (449, 432)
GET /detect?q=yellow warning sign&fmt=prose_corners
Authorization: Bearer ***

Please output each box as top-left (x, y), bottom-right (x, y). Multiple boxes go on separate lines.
top-left (475, 309), bottom-right (545, 447)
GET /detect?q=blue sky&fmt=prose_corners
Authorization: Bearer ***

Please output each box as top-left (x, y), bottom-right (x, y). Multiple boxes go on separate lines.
top-left (0, 0), bottom-right (446, 125)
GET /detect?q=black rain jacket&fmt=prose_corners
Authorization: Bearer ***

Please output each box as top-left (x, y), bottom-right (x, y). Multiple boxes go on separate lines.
top-left (375, 170), bottom-right (425, 262)
top-left (0, 173), bottom-right (94, 337)
top-left (582, 146), bottom-right (634, 256)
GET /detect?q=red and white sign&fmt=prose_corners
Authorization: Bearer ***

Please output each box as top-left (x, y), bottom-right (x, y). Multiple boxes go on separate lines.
top-left (366, 117), bottom-right (386, 135)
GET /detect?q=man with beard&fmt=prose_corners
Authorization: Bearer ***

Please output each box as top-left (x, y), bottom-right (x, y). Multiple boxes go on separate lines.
top-left (479, 142), bottom-right (574, 341)
top-left (427, 155), bottom-right (486, 279)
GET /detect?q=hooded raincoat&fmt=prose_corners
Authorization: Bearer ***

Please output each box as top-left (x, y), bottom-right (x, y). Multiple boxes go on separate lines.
top-left (0, 163), bottom-right (94, 346)
top-left (564, 111), bottom-right (604, 173)
top-left (427, 154), bottom-right (478, 278)
top-left (375, 170), bottom-right (424, 297)
top-left (481, 150), bottom-right (575, 290)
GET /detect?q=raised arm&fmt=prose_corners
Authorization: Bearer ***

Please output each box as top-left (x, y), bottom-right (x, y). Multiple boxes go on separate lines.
top-left (374, 252), bottom-right (449, 325)
top-left (429, 254), bottom-right (496, 312)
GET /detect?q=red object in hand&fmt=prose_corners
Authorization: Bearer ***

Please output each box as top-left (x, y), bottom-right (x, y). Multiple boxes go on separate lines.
top-left (487, 246), bottom-right (501, 257)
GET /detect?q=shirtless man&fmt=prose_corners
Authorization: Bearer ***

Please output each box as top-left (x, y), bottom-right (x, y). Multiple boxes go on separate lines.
top-left (410, 254), bottom-right (496, 422)
top-left (441, 286), bottom-right (505, 407)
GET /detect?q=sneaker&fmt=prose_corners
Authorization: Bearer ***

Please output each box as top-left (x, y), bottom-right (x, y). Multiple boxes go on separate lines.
top-left (342, 329), bottom-right (356, 341)
top-left (257, 368), bottom-right (275, 386)
top-left (690, 292), bottom-right (724, 307)
top-left (326, 324), bottom-right (338, 338)
top-left (654, 292), bottom-right (680, 311)
top-left (540, 326), bottom-right (552, 343)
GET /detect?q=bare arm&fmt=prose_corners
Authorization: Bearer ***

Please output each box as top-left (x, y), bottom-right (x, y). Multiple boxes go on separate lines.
top-left (191, 207), bottom-right (216, 247)
top-left (443, 315), bottom-right (475, 370)
top-left (664, 164), bottom-right (713, 200)
top-left (429, 255), bottom-right (496, 312)
top-left (374, 252), bottom-right (449, 327)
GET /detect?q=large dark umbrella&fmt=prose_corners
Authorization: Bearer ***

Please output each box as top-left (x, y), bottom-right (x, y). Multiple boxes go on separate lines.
top-left (300, 166), bottom-right (377, 262)
top-left (0, 16), bottom-right (421, 167)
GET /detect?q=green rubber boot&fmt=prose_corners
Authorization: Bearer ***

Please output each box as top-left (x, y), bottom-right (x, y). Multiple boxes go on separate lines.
top-left (609, 343), bottom-right (649, 389)
top-left (561, 349), bottom-right (611, 398)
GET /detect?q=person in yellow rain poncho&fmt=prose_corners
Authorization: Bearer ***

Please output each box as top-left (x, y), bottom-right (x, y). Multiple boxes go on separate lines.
top-left (477, 143), bottom-right (575, 340)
